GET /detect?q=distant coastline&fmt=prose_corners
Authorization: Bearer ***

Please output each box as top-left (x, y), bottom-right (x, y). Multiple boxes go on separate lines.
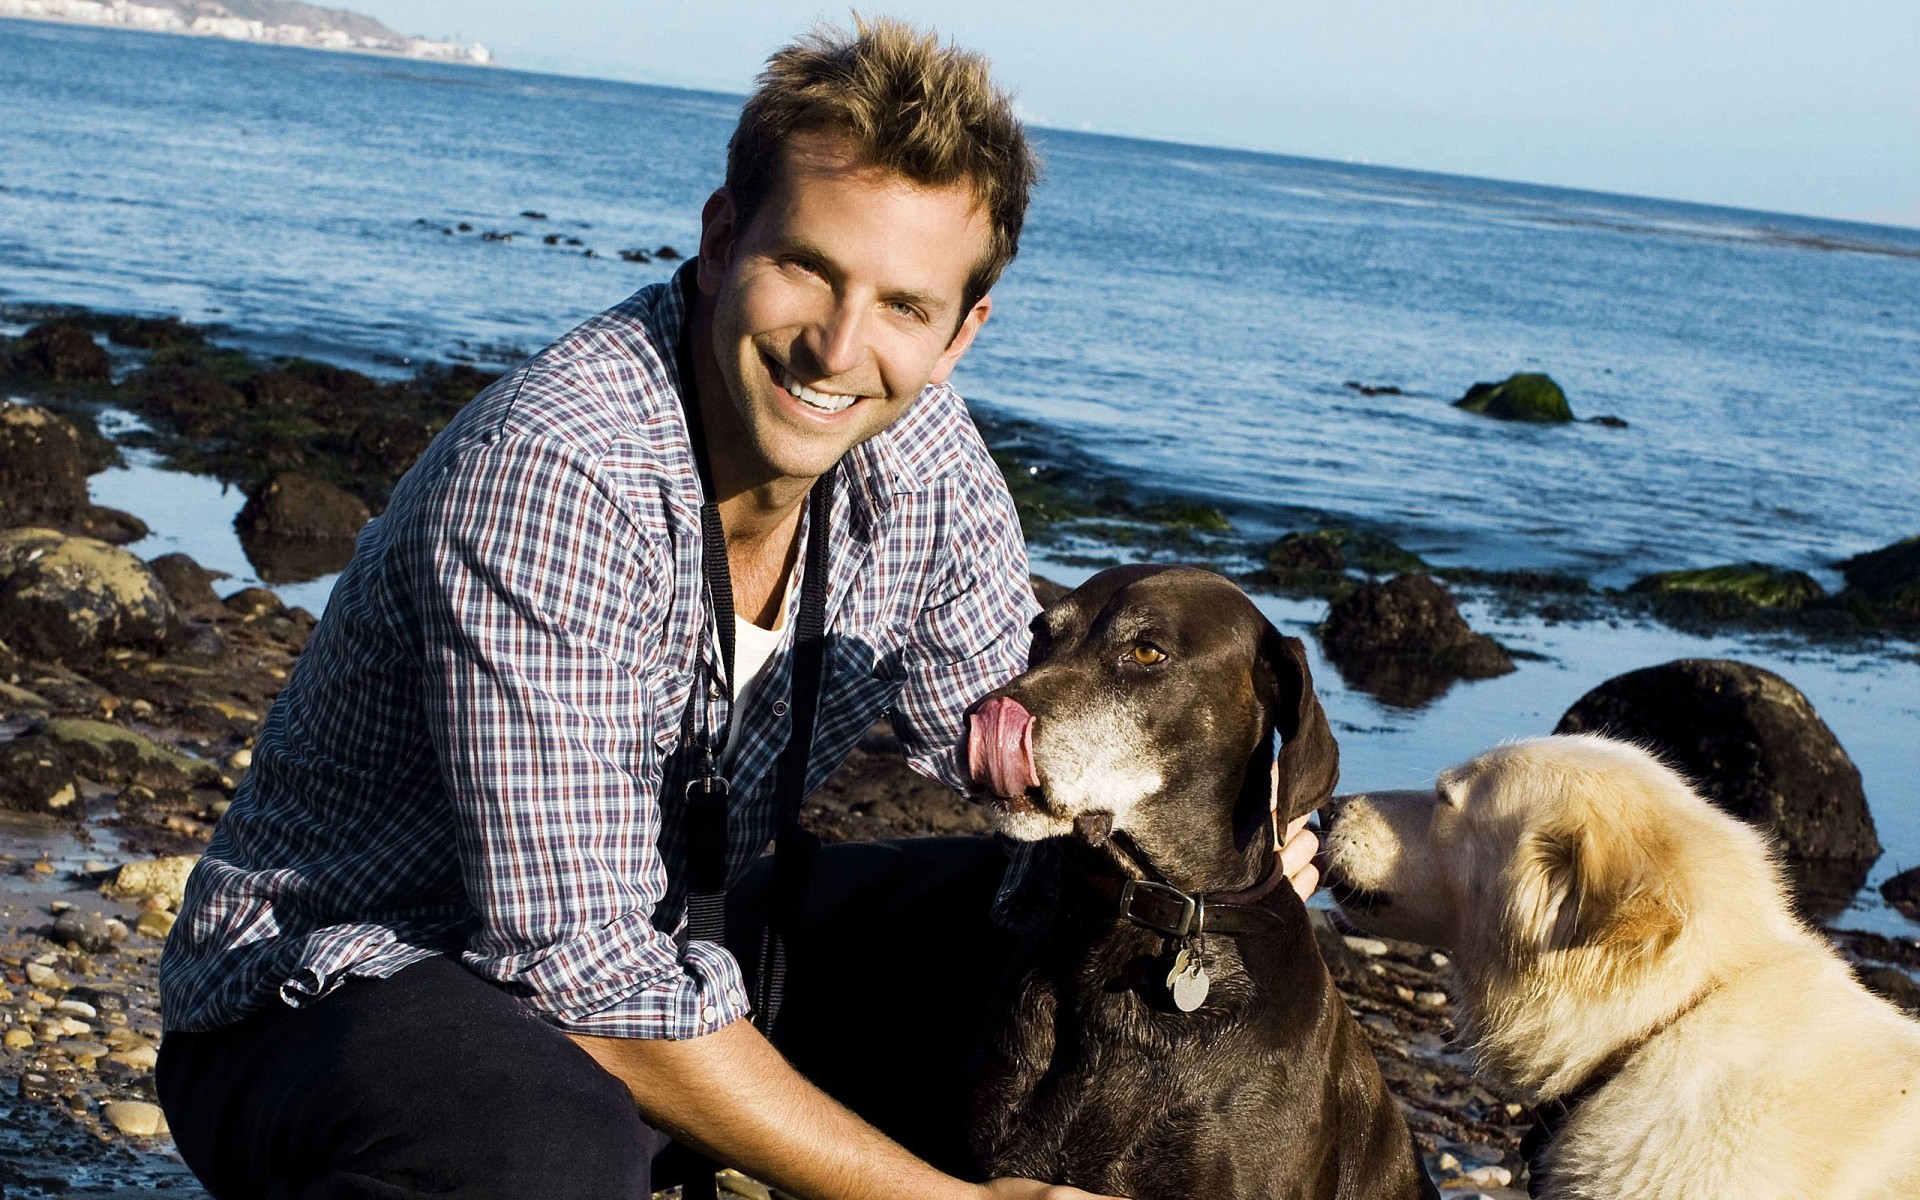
top-left (0, 0), bottom-right (492, 65)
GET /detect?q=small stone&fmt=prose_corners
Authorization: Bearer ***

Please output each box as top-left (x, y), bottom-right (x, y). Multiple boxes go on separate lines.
top-left (61, 1038), bottom-right (109, 1059)
top-left (1505, 1102), bottom-right (1525, 1118)
top-left (103, 1099), bottom-right (168, 1136)
top-left (1343, 935), bottom-right (1390, 956)
top-left (1428, 951), bottom-right (1450, 969)
top-left (25, 962), bottom-right (61, 988)
top-left (108, 1044), bottom-right (159, 1070)
top-left (82, 859), bottom-right (115, 875)
top-left (49, 901), bottom-right (74, 915)
top-left (3, 1029), bottom-right (33, 1050)
top-left (1417, 990), bottom-right (1450, 1007)
top-left (53, 910), bottom-right (120, 954)
top-left (32, 859), bottom-right (55, 875)
top-left (226, 747), bottom-right (253, 771)
top-left (1394, 985), bottom-right (1416, 1002)
top-left (58, 1016), bottom-right (92, 1037)
top-left (135, 909), bottom-right (177, 939)
top-left (1459, 1165), bottom-right (1513, 1188)
top-left (29, 989), bottom-right (56, 1005)
top-left (53, 999), bottom-right (96, 1019)
top-left (1435, 1152), bottom-right (1462, 1172)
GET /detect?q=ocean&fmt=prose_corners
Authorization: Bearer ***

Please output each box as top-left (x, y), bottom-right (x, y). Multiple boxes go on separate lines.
top-left (2, 17), bottom-right (1917, 930)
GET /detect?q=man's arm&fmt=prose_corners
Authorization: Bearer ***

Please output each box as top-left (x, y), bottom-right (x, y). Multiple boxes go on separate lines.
top-left (571, 1020), bottom-right (1121, 1200)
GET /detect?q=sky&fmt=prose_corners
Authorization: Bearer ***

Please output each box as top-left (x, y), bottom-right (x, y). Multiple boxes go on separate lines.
top-left (360, 1), bottom-right (1920, 228)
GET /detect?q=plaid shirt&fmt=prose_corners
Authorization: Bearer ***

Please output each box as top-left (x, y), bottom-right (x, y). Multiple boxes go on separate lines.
top-left (160, 270), bottom-right (1036, 1038)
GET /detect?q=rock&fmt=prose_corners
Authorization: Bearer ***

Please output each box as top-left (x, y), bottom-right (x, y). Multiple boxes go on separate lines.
top-left (1883, 865), bottom-right (1920, 921)
top-left (135, 909), bottom-right (178, 939)
top-left (1556, 659), bottom-right (1878, 915)
top-left (108, 1044), bottom-right (159, 1070)
top-left (1258, 527), bottom-right (1427, 594)
top-left (0, 738), bottom-right (80, 815)
top-left (234, 473), bottom-right (369, 583)
top-left (104, 313), bottom-right (204, 350)
top-left (103, 1099), bottom-right (168, 1137)
top-left (520, 210), bottom-right (547, 220)
top-left (1836, 536), bottom-right (1920, 623)
top-left (52, 911), bottom-right (121, 954)
top-left (0, 529), bottom-right (177, 661)
top-left (13, 322), bottom-right (110, 384)
top-left (146, 551), bottom-right (226, 613)
top-left (1318, 574), bottom-right (1515, 707)
top-left (0, 402), bottom-right (92, 523)
top-left (1344, 935), bottom-right (1390, 957)
top-left (224, 586), bottom-right (288, 620)
top-left (104, 855), bottom-right (199, 909)
top-left (618, 248), bottom-right (652, 263)
top-left (1452, 373), bottom-right (1573, 423)
top-left (655, 245), bottom-right (682, 260)
top-left (1628, 562), bottom-right (1825, 617)
top-left (1586, 414), bottom-right (1630, 429)
top-left (3, 1029), bottom-right (32, 1050)
top-left (25, 961), bottom-right (61, 989)
top-left (349, 414), bottom-right (434, 476)
top-left (28, 717), bottom-right (223, 790)
top-left (1342, 381), bottom-right (1404, 397)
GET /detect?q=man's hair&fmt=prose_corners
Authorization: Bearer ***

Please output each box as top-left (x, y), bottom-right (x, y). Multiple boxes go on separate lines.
top-left (727, 16), bottom-right (1040, 313)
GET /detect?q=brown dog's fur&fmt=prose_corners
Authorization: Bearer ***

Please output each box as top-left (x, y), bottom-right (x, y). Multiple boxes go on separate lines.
top-left (968, 565), bottom-right (1435, 1200)
top-left (1324, 734), bottom-right (1920, 1199)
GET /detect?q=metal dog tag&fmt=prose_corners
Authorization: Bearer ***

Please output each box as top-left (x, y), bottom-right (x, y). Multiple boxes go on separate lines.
top-left (1165, 947), bottom-right (1191, 991)
top-left (1172, 962), bottom-right (1211, 1012)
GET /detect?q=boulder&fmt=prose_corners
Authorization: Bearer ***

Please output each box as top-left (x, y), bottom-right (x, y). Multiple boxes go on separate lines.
top-left (13, 322), bottom-right (110, 384)
top-left (103, 314), bottom-right (204, 350)
top-left (1883, 865), bottom-right (1920, 922)
top-left (1628, 562), bottom-right (1824, 617)
top-left (1317, 574), bottom-right (1515, 707)
top-left (1837, 536), bottom-right (1920, 623)
top-left (1556, 659), bottom-right (1879, 914)
top-left (26, 717), bottom-right (224, 791)
top-left (0, 402), bottom-right (92, 523)
top-left (0, 528), bottom-right (176, 662)
top-left (235, 473), bottom-right (370, 582)
top-left (102, 854), bottom-right (200, 909)
top-left (1452, 373), bottom-right (1573, 423)
top-left (147, 552), bottom-right (226, 614)
top-left (0, 738), bottom-right (80, 815)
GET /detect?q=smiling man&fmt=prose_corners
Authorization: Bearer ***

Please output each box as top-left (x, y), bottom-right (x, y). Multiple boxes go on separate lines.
top-left (151, 19), bottom-right (1131, 1200)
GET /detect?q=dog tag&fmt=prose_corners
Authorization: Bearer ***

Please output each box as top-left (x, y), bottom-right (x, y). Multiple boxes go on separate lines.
top-left (1172, 962), bottom-right (1211, 1012)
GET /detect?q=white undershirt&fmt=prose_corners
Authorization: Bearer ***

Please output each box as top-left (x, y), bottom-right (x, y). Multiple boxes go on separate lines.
top-left (718, 559), bottom-right (798, 770)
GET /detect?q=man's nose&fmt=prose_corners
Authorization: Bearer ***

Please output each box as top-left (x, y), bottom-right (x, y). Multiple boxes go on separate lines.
top-left (802, 295), bottom-right (868, 380)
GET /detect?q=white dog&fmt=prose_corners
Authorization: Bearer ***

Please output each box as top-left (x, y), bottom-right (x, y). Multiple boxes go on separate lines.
top-left (1322, 733), bottom-right (1920, 1200)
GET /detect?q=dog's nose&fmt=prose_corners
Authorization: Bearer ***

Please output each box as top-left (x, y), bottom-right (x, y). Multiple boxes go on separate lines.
top-left (968, 695), bottom-right (1040, 799)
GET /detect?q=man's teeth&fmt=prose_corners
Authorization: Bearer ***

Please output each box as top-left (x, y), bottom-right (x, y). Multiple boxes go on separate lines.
top-left (781, 368), bottom-right (860, 414)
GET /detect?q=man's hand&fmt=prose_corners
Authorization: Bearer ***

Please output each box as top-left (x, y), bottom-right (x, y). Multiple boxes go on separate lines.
top-left (983, 1179), bottom-right (1128, 1199)
top-left (1272, 757), bottom-right (1322, 902)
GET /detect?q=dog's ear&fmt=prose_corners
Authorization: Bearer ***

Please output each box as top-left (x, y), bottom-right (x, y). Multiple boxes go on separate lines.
top-left (1505, 825), bottom-right (1682, 961)
top-left (1254, 621), bottom-right (1340, 826)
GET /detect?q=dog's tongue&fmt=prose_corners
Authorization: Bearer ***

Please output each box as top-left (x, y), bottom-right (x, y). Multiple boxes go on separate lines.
top-left (968, 696), bottom-right (1040, 799)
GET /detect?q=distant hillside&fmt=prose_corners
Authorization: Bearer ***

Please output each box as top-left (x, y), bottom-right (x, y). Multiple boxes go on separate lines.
top-left (0, 0), bottom-right (494, 65)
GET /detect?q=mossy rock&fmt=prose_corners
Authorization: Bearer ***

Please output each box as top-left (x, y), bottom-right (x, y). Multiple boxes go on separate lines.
top-left (1267, 528), bottom-right (1426, 576)
top-left (30, 717), bottom-right (223, 791)
top-left (0, 528), bottom-right (176, 662)
top-left (1836, 536), bottom-right (1920, 622)
top-left (14, 322), bottom-right (110, 385)
top-left (1453, 373), bottom-right (1574, 423)
top-left (0, 402), bottom-right (93, 523)
top-left (1140, 500), bottom-right (1231, 533)
top-left (1628, 562), bottom-right (1825, 615)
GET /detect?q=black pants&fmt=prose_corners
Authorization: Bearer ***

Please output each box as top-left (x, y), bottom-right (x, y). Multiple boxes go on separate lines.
top-left (157, 837), bottom-right (1016, 1199)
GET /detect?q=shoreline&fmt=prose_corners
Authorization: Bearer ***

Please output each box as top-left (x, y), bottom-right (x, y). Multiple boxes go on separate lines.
top-left (2, 304), bottom-right (1917, 1197)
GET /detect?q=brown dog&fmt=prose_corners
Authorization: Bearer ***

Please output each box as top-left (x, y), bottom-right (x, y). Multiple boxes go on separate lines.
top-left (966, 564), bottom-right (1435, 1200)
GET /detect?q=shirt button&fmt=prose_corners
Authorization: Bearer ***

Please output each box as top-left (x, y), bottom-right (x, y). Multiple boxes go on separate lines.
top-left (707, 681), bottom-right (722, 699)
top-left (701, 1004), bottom-right (719, 1023)
top-left (771, 700), bottom-right (789, 717)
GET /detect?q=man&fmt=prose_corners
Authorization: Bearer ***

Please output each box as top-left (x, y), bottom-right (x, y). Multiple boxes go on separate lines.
top-left (157, 19), bottom-right (1317, 1200)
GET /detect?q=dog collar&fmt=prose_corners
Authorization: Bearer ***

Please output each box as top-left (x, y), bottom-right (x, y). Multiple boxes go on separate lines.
top-left (1082, 851), bottom-right (1290, 939)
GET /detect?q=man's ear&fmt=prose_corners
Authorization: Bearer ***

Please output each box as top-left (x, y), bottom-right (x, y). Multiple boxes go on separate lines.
top-left (696, 187), bottom-right (737, 295)
top-left (927, 293), bottom-right (991, 386)
top-left (1255, 621), bottom-right (1340, 826)
top-left (1504, 825), bottom-right (1682, 961)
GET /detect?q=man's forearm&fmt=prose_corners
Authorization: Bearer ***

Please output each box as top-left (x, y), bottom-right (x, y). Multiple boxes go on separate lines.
top-left (568, 1018), bottom-right (979, 1200)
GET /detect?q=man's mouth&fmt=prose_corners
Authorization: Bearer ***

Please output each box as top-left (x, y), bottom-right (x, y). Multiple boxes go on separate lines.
top-left (770, 356), bottom-right (862, 415)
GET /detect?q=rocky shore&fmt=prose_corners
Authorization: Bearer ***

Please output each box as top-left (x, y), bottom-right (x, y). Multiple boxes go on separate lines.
top-left (3, 308), bottom-right (1918, 1198)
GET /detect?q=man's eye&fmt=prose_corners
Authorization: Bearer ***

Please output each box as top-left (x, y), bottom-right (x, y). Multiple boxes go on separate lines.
top-left (886, 300), bottom-right (926, 322)
top-left (1130, 644), bottom-right (1167, 666)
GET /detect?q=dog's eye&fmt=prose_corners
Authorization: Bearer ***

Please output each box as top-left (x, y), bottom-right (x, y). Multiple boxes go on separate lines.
top-left (1130, 643), bottom-right (1168, 666)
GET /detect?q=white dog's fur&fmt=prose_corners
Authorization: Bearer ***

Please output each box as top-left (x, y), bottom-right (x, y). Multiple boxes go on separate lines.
top-left (1324, 733), bottom-right (1920, 1199)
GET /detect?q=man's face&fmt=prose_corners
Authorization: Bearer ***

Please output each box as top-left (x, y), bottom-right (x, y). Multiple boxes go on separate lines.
top-left (696, 128), bottom-right (994, 490)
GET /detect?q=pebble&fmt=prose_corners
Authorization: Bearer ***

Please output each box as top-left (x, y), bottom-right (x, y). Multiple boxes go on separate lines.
top-left (3, 1029), bottom-right (32, 1049)
top-left (1429, 951), bottom-right (1451, 969)
top-left (54, 998), bottom-right (98, 1018)
top-left (1417, 990), bottom-right (1450, 1007)
top-left (25, 962), bottom-right (61, 988)
top-left (103, 1099), bottom-right (168, 1137)
top-left (49, 900), bottom-right (74, 914)
top-left (108, 1044), bottom-right (158, 1070)
top-left (1343, 935), bottom-right (1390, 956)
top-left (1394, 985), bottom-right (1416, 1002)
top-left (227, 747), bottom-right (252, 770)
top-left (135, 909), bottom-right (177, 939)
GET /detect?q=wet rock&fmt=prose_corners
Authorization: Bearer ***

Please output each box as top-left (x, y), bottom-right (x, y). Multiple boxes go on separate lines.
top-left (1317, 574), bottom-right (1515, 707)
top-left (619, 248), bottom-right (652, 263)
top-left (0, 528), bottom-right (177, 662)
top-left (0, 402), bottom-right (92, 523)
top-left (1883, 865), bottom-right (1920, 922)
top-left (224, 586), bottom-right (288, 621)
top-left (1452, 373), bottom-right (1573, 423)
top-left (655, 245), bottom-right (682, 260)
top-left (1628, 561), bottom-right (1825, 617)
top-left (146, 552), bottom-right (226, 614)
top-left (1257, 528), bottom-right (1427, 595)
top-left (1556, 659), bottom-right (1879, 916)
top-left (1342, 381), bottom-right (1404, 397)
top-left (104, 313), bottom-right (205, 349)
top-left (235, 473), bottom-right (370, 582)
top-left (1836, 535), bottom-right (1920, 623)
top-left (52, 910), bottom-right (122, 954)
top-left (0, 739), bottom-right (80, 814)
top-left (350, 413), bottom-right (435, 477)
top-left (103, 1099), bottom-right (168, 1137)
top-left (103, 855), bottom-right (199, 908)
top-left (520, 210), bottom-right (547, 220)
top-left (27, 717), bottom-right (223, 791)
top-left (13, 322), bottom-right (111, 384)
top-left (134, 909), bottom-right (177, 940)
top-left (0, 678), bottom-right (54, 716)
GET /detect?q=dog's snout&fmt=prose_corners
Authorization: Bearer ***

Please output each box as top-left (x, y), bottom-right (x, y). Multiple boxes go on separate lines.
top-left (968, 695), bottom-right (1040, 800)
